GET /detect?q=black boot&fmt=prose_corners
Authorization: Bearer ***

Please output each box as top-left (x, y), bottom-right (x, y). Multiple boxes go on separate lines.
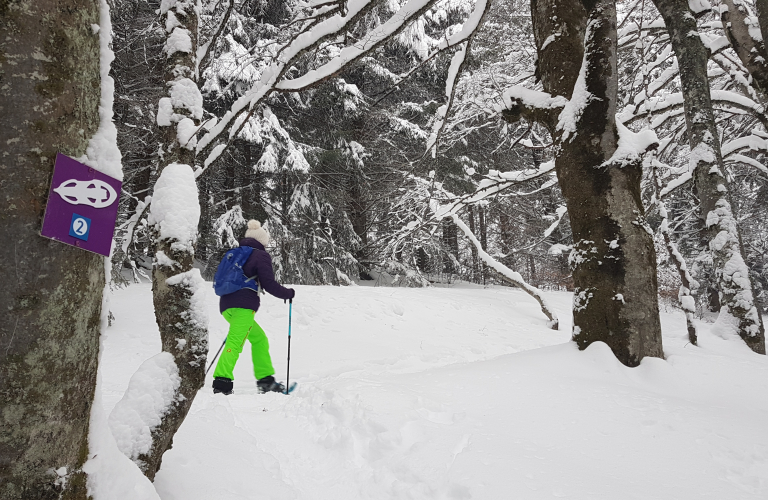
top-left (213, 377), bottom-right (233, 395)
top-left (257, 375), bottom-right (285, 394)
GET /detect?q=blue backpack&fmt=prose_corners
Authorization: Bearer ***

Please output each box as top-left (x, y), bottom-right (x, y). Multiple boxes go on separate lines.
top-left (212, 247), bottom-right (260, 296)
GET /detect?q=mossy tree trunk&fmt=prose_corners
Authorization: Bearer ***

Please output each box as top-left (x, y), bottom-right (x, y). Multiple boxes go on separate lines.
top-left (141, 0), bottom-right (208, 481)
top-left (508, 0), bottom-right (664, 366)
top-left (654, 0), bottom-right (766, 354)
top-left (0, 1), bottom-right (103, 498)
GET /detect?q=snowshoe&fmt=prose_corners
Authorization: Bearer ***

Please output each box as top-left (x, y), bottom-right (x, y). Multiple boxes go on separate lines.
top-left (257, 376), bottom-right (285, 394)
top-left (212, 377), bottom-right (234, 395)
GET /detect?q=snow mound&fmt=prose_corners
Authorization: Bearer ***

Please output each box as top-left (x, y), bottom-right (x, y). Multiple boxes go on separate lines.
top-left (108, 352), bottom-right (181, 463)
top-left (102, 284), bottom-right (768, 499)
top-left (148, 163), bottom-right (200, 252)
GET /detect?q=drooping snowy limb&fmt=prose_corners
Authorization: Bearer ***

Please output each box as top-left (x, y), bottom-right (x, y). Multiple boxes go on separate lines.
top-left (424, 0), bottom-right (493, 155)
top-left (278, 0), bottom-right (491, 92)
top-left (653, 0), bottom-right (766, 354)
top-left (435, 161), bottom-right (557, 219)
top-left (626, 90), bottom-right (768, 130)
top-left (449, 213), bottom-right (560, 330)
top-left (651, 157), bottom-right (700, 345)
top-left (197, 0), bottom-right (457, 169)
top-left (721, 133), bottom-right (768, 175)
top-left (426, 41), bottom-right (471, 158)
top-left (533, 0), bottom-right (664, 366)
top-left (197, 0), bottom-right (236, 72)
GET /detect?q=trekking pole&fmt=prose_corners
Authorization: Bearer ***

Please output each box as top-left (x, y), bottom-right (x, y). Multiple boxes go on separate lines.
top-left (205, 337), bottom-right (227, 375)
top-left (285, 298), bottom-right (293, 395)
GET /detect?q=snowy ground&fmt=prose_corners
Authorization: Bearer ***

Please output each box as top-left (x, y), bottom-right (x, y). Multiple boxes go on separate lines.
top-left (101, 282), bottom-right (768, 499)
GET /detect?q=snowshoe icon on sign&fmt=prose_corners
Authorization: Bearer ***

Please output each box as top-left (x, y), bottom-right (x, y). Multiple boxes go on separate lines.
top-left (53, 178), bottom-right (118, 208)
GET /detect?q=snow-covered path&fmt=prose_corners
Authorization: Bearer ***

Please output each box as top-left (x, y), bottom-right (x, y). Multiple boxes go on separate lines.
top-left (102, 283), bottom-right (768, 499)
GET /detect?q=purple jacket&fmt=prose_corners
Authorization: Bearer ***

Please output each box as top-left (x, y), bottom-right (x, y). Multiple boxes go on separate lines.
top-left (219, 238), bottom-right (295, 313)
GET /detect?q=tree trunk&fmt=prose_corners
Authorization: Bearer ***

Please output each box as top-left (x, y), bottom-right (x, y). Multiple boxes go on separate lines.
top-left (654, 0), bottom-right (766, 354)
top-left (478, 205), bottom-right (488, 284)
top-left (140, 0), bottom-right (209, 480)
top-left (442, 218), bottom-right (459, 274)
top-left (468, 205), bottom-right (479, 282)
top-left (521, 0), bottom-right (664, 365)
top-left (0, 1), bottom-right (102, 498)
top-left (721, 0), bottom-right (768, 94)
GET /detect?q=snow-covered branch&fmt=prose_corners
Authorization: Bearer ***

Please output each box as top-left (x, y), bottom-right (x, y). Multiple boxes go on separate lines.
top-left (449, 213), bottom-right (559, 330)
top-left (501, 86), bottom-right (568, 129)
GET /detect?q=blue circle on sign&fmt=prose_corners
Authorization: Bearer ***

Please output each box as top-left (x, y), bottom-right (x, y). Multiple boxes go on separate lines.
top-left (69, 213), bottom-right (91, 241)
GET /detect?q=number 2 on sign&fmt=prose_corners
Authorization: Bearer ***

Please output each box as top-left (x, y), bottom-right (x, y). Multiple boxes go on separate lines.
top-left (69, 213), bottom-right (91, 241)
top-left (73, 218), bottom-right (88, 236)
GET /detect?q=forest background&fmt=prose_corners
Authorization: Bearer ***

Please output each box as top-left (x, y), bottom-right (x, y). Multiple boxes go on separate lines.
top-left (4, 0), bottom-right (768, 496)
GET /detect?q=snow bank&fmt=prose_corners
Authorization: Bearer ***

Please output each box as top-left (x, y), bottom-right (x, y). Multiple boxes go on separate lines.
top-left (83, 388), bottom-right (161, 500)
top-left (148, 163), bottom-right (200, 252)
top-left (103, 284), bottom-right (768, 499)
top-left (108, 353), bottom-right (181, 463)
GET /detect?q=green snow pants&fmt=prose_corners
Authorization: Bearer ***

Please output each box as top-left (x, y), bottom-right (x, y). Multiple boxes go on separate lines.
top-left (213, 308), bottom-right (275, 381)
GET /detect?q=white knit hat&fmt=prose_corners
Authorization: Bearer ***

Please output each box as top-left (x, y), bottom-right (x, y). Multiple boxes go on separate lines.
top-left (245, 220), bottom-right (270, 247)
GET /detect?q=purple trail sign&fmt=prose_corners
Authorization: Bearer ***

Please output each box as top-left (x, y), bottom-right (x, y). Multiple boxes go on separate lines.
top-left (41, 153), bottom-right (122, 257)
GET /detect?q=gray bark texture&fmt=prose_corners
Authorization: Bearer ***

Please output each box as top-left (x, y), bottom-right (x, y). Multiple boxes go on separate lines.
top-left (721, 0), bottom-right (768, 94)
top-left (518, 0), bottom-right (664, 366)
top-left (654, 0), bottom-right (766, 354)
top-left (140, 0), bottom-right (208, 481)
top-left (0, 1), bottom-right (103, 498)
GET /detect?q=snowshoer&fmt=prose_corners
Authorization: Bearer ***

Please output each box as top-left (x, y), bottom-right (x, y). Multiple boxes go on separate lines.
top-left (211, 220), bottom-right (295, 395)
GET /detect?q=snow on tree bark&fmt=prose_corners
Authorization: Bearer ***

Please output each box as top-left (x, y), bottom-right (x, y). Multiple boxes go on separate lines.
top-left (653, 0), bottom-right (766, 354)
top-left (0, 1), bottom-right (103, 498)
top-left (507, 0), bottom-right (664, 366)
top-left (559, 0), bottom-right (663, 366)
top-left (720, 0), bottom-right (768, 94)
top-left (134, 0), bottom-right (209, 481)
